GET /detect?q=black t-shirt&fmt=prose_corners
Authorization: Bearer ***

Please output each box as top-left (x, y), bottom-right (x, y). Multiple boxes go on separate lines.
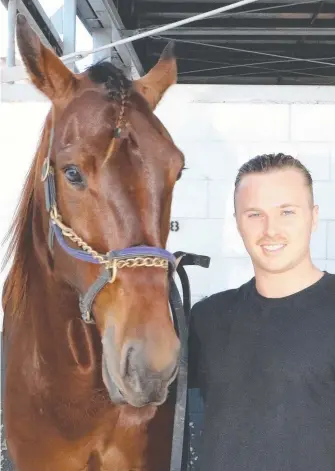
top-left (188, 272), bottom-right (335, 471)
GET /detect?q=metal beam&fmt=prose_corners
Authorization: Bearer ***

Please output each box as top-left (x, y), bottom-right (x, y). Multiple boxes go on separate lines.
top-left (137, 0), bottom-right (332, 3)
top-left (7, 0), bottom-right (17, 68)
top-left (140, 12), bottom-right (335, 20)
top-left (130, 27), bottom-right (335, 36)
top-left (92, 27), bottom-right (124, 70)
top-left (150, 38), bottom-right (335, 45)
top-left (88, 0), bottom-right (143, 78)
top-left (63, 0), bottom-right (77, 56)
top-left (1, 0), bottom-right (64, 86)
top-left (177, 75), bottom-right (335, 85)
top-left (103, 0), bottom-right (144, 78)
top-left (16, 0), bottom-right (63, 55)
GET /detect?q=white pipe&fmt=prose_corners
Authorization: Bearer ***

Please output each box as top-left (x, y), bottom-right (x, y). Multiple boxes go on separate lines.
top-left (61, 0), bottom-right (260, 63)
top-left (7, 0), bottom-right (17, 67)
top-left (2, 0), bottom-right (259, 82)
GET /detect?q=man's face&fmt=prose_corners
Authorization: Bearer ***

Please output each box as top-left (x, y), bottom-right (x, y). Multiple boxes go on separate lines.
top-left (234, 168), bottom-right (318, 275)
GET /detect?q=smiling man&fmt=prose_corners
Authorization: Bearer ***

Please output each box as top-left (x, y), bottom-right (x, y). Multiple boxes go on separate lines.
top-left (188, 153), bottom-right (335, 471)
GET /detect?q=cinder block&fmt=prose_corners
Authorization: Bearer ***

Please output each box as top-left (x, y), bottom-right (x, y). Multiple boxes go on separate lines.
top-left (313, 260), bottom-right (327, 271)
top-left (326, 260), bottom-right (335, 274)
top-left (310, 221), bottom-right (327, 259)
top-left (330, 145), bottom-right (335, 181)
top-left (208, 181), bottom-right (235, 219)
top-left (208, 103), bottom-right (290, 141)
top-left (156, 103), bottom-right (214, 143)
top-left (249, 142), bottom-right (331, 181)
top-left (158, 103), bottom-right (290, 143)
top-left (207, 256), bottom-right (255, 295)
top-left (291, 104), bottom-right (335, 141)
top-left (327, 221), bottom-right (335, 259)
top-left (177, 141), bottom-right (250, 181)
top-left (314, 182), bottom-right (335, 220)
top-left (171, 180), bottom-right (208, 218)
top-left (167, 219), bottom-right (223, 258)
top-left (293, 143), bottom-right (331, 181)
top-left (174, 264), bottom-right (211, 298)
top-left (167, 218), bottom-right (247, 259)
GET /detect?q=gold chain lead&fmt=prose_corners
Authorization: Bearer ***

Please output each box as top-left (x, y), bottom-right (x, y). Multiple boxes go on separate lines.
top-left (49, 205), bottom-right (169, 273)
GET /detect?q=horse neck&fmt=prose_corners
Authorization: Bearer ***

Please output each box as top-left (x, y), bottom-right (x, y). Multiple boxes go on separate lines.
top-left (17, 197), bottom-right (104, 404)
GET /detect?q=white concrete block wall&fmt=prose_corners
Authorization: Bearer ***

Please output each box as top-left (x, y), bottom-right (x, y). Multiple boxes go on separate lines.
top-left (1, 84), bottom-right (335, 327)
top-left (0, 102), bottom-right (50, 327)
top-left (155, 85), bottom-right (335, 305)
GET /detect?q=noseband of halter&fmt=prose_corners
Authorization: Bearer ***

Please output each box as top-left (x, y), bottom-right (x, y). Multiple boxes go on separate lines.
top-left (41, 106), bottom-right (176, 324)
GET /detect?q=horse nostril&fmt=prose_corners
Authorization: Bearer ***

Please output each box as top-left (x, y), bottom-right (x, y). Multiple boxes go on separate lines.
top-left (120, 342), bottom-right (138, 379)
top-left (169, 362), bottom-right (179, 380)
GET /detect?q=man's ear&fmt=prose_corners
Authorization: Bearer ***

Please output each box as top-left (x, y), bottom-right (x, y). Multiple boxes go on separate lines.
top-left (311, 204), bottom-right (319, 232)
top-left (16, 14), bottom-right (78, 102)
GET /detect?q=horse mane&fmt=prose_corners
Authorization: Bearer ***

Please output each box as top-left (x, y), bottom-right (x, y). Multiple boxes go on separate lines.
top-left (87, 61), bottom-right (132, 100)
top-left (2, 115), bottom-right (51, 318)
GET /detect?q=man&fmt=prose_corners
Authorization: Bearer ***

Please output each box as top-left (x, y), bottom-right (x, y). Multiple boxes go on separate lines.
top-left (188, 153), bottom-right (335, 471)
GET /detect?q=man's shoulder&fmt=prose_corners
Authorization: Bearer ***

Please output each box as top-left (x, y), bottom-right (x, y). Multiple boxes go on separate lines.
top-left (191, 278), bottom-right (254, 317)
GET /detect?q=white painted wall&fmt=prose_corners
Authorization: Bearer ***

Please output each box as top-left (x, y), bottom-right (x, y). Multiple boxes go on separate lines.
top-left (155, 84), bottom-right (335, 305)
top-left (0, 101), bottom-right (50, 330)
top-left (1, 84), bottom-right (335, 326)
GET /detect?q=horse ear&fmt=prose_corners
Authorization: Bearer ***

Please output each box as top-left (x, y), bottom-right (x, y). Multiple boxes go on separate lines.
top-left (133, 42), bottom-right (177, 110)
top-left (16, 14), bottom-right (77, 102)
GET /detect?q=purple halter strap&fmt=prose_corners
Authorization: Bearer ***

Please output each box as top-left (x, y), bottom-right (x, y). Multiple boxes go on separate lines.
top-left (42, 118), bottom-right (177, 324)
top-left (52, 224), bottom-right (177, 268)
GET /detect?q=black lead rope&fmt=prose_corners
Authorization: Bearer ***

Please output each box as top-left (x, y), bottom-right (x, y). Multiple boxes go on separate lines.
top-left (1, 253), bottom-right (210, 471)
top-left (169, 252), bottom-right (210, 471)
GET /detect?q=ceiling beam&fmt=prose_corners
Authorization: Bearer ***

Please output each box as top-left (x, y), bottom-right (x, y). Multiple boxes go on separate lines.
top-left (88, 0), bottom-right (143, 78)
top-left (1, 0), bottom-right (64, 55)
top-left (140, 12), bottom-right (335, 20)
top-left (136, 0), bottom-right (325, 3)
top-left (176, 74), bottom-right (335, 85)
top-left (128, 27), bottom-right (335, 36)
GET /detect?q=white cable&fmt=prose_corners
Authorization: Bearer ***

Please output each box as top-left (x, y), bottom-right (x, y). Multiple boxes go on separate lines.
top-left (1, 0), bottom-right (260, 82)
top-left (61, 0), bottom-right (260, 64)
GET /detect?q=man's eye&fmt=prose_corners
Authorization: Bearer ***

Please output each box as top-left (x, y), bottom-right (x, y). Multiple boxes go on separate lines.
top-left (63, 166), bottom-right (84, 186)
top-left (248, 213), bottom-right (261, 218)
top-left (282, 210), bottom-right (295, 216)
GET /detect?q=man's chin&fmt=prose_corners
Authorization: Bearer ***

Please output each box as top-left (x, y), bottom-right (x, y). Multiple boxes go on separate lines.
top-left (253, 256), bottom-right (297, 275)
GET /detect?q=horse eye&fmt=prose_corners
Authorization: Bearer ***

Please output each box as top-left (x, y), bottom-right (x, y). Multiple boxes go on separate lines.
top-left (63, 166), bottom-right (84, 186)
top-left (177, 166), bottom-right (187, 181)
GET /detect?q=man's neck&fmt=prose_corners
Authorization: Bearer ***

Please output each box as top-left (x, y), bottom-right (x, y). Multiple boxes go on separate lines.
top-left (254, 259), bottom-right (324, 299)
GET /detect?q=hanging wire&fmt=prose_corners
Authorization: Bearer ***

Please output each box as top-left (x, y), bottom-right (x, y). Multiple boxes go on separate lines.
top-left (132, 0), bottom-right (319, 34)
top-left (223, 63), bottom-right (335, 83)
top-left (151, 36), bottom-right (335, 74)
top-left (61, 0), bottom-right (261, 63)
top-left (176, 54), bottom-right (335, 75)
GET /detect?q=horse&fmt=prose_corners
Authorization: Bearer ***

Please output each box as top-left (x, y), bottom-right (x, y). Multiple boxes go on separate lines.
top-left (2, 14), bottom-right (186, 471)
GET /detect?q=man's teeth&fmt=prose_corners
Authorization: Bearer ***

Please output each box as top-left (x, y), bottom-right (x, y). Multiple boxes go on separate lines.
top-left (262, 244), bottom-right (285, 251)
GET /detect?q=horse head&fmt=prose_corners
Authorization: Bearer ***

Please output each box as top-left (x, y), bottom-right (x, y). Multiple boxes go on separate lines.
top-left (15, 15), bottom-right (184, 408)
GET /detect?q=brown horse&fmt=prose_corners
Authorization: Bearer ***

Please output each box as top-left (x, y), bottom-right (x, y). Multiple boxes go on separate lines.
top-left (2, 15), bottom-right (185, 471)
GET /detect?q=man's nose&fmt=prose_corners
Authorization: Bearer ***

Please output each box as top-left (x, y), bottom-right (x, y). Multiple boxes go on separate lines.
top-left (263, 215), bottom-right (280, 238)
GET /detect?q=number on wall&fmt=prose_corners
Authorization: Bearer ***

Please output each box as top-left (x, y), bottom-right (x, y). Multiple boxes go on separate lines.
top-left (170, 221), bottom-right (180, 232)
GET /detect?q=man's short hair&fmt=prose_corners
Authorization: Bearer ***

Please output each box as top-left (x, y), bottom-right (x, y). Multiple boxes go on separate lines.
top-left (234, 153), bottom-right (314, 204)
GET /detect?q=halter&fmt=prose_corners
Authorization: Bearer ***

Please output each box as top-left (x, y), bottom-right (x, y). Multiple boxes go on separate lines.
top-left (41, 104), bottom-right (176, 324)
top-left (38, 99), bottom-right (210, 471)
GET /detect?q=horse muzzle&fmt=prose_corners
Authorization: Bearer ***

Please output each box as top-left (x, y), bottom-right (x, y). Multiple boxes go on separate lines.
top-left (102, 329), bottom-right (180, 407)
